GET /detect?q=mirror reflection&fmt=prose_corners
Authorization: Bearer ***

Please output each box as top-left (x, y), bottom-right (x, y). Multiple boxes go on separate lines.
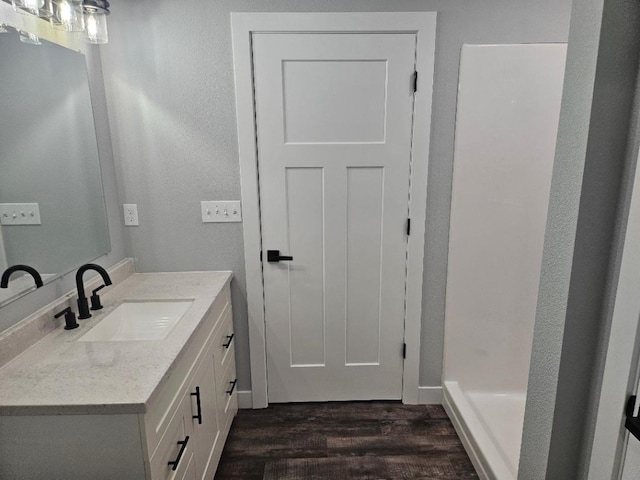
top-left (0, 24), bottom-right (110, 306)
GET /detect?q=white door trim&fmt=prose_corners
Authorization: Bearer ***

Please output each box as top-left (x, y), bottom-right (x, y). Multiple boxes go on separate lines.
top-left (231, 12), bottom-right (437, 408)
top-left (587, 146), bottom-right (640, 478)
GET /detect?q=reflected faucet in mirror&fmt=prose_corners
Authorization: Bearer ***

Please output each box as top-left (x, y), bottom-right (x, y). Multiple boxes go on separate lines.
top-left (0, 264), bottom-right (43, 289)
top-left (76, 264), bottom-right (112, 320)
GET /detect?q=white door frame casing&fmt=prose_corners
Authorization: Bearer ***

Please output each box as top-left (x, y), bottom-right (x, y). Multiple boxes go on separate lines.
top-left (587, 145), bottom-right (640, 477)
top-left (231, 12), bottom-right (437, 408)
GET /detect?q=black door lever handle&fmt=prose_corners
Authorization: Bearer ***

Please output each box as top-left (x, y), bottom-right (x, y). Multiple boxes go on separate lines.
top-left (267, 250), bottom-right (293, 262)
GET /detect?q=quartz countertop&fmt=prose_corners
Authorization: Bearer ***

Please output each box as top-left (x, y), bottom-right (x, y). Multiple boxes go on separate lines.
top-left (0, 271), bottom-right (232, 416)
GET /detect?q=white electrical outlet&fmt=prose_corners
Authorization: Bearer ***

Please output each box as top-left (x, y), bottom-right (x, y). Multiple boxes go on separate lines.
top-left (0, 203), bottom-right (41, 225)
top-left (123, 204), bottom-right (139, 226)
top-left (201, 201), bottom-right (242, 223)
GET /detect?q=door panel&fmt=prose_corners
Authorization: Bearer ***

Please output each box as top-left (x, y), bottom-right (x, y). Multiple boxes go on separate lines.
top-left (282, 60), bottom-right (388, 143)
top-left (346, 167), bottom-right (384, 366)
top-left (253, 32), bottom-right (416, 402)
top-left (286, 167), bottom-right (325, 367)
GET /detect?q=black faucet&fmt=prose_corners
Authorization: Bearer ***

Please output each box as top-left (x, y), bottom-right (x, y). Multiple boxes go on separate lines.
top-left (1, 264), bottom-right (43, 289)
top-left (76, 264), bottom-right (112, 319)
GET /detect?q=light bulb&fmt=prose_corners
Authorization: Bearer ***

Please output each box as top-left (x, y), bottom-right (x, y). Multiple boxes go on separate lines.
top-left (85, 10), bottom-right (107, 44)
top-left (51, 0), bottom-right (84, 32)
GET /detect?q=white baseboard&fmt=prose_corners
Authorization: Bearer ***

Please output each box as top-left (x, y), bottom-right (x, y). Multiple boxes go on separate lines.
top-left (239, 388), bottom-right (440, 408)
top-left (417, 386), bottom-right (443, 404)
top-left (237, 390), bottom-right (253, 409)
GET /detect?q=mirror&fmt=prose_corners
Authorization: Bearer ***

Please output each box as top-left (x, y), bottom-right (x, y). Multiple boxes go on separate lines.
top-left (0, 24), bottom-right (110, 306)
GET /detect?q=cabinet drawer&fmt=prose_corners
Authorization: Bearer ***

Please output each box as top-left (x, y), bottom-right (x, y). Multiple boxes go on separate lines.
top-left (217, 360), bottom-right (238, 433)
top-left (149, 390), bottom-right (195, 480)
top-left (212, 304), bottom-right (234, 376)
top-left (144, 286), bottom-right (231, 457)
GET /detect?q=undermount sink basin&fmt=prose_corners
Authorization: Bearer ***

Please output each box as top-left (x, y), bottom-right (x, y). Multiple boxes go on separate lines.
top-left (77, 300), bottom-right (194, 342)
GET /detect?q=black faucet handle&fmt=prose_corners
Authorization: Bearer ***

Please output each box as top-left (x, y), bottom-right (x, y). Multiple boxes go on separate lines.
top-left (90, 284), bottom-right (107, 311)
top-left (54, 307), bottom-right (79, 330)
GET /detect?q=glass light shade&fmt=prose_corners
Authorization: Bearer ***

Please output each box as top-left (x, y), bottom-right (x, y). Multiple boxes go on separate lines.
top-left (50, 0), bottom-right (84, 32)
top-left (12, 0), bottom-right (44, 14)
top-left (12, 0), bottom-right (53, 18)
top-left (84, 10), bottom-right (107, 44)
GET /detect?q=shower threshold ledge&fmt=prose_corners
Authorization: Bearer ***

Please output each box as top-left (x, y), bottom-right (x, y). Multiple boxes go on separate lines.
top-left (443, 381), bottom-right (524, 480)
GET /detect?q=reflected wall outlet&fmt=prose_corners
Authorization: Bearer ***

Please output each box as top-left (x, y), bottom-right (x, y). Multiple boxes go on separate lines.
top-left (201, 201), bottom-right (242, 223)
top-left (0, 203), bottom-right (41, 225)
top-left (123, 204), bottom-right (139, 226)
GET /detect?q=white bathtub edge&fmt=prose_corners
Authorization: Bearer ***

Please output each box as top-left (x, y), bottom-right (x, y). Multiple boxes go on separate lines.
top-left (443, 381), bottom-right (515, 480)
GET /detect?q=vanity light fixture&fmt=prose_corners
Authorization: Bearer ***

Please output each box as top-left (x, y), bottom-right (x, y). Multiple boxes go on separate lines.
top-left (6, 0), bottom-right (110, 43)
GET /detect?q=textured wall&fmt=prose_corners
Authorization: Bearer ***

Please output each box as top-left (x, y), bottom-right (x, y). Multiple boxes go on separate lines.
top-left (519, 0), bottom-right (640, 478)
top-left (98, 0), bottom-right (572, 393)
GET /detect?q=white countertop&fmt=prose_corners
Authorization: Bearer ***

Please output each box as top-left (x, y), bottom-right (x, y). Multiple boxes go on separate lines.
top-left (0, 271), bottom-right (232, 416)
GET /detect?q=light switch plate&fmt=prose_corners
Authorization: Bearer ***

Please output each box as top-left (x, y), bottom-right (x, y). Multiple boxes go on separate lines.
top-left (201, 201), bottom-right (242, 223)
top-left (0, 203), bottom-right (41, 225)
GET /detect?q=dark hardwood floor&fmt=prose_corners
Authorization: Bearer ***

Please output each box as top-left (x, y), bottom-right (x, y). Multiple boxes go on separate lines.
top-left (215, 401), bottom-right (479, 480)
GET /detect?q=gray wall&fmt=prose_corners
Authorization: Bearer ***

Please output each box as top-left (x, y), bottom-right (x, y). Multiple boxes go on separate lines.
top-left (100, 0), bottom-right (572, 394)
top-left (520, 0), bottom-right (640, 478)
top-left (0, 39), bottom-right (127, 333)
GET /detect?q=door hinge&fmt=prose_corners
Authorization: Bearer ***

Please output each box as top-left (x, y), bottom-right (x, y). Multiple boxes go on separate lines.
top-left (406, 218), bottom-right (411, 236)
top-left (260, 250), bottom-right (263, 262)
top-left (403, 343), bottom-right (407, 359)
top-left (412, 71), bottom-right (418, 93)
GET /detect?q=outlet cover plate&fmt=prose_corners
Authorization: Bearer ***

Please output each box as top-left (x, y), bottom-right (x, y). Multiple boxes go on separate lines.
top-left (201, 201), bottom-right (242, 223)
top-left (123, 204), bottom-right (139, 226)
top-left (0, 203), bottom-right (41, 225)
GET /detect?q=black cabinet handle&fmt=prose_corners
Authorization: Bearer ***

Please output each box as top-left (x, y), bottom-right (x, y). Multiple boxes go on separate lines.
top-left (626, 396), bottom-right (640, 442)
top-left (168, 436), bottom-right (189, 471)
top-left (191, 386), bottom-right (202, 424)
top-left (223, 333), bottom-right (234, 349)
top-left (226, 379), bottom-right (238, 395)
top-left (267, 250), bottom-right (293, 262)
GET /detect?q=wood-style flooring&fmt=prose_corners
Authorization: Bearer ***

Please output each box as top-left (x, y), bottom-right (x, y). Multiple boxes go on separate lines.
top-left (215, 401), bottom-right (479, 480)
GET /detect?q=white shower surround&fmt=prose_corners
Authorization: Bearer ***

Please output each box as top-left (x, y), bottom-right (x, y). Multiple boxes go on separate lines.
top-left (442, 44), bottom-right (567, 479)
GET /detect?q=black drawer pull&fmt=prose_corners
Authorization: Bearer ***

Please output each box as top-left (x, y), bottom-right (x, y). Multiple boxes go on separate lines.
top-left (226, 379), bottom-right (238, 395)
top-left (223, 333), bottom-right (234, 349)
top-left (191, 386), bottom-right (202, 424)
top-left (168, 435), bottom-right (189, 471)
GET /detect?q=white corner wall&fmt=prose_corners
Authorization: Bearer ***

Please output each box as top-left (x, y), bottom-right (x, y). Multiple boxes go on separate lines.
top-left (443, 44), bottom-right (566, 478)
top-left (444, 43), bottom-right (566, 394)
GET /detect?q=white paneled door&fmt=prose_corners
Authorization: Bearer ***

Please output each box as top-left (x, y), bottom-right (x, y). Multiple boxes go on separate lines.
top-left (252, 33), bottom-right (417, 402)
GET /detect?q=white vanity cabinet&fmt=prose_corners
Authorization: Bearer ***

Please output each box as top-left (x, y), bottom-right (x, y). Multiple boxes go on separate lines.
top-left (0, 276), bottom-right (237, 480)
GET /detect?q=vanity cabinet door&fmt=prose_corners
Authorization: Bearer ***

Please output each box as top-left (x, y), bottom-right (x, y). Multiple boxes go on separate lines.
top-left (217, 354), bottom-right (238, 435)
top-left (176, 450), bottom-right (197, 480)
top-left (212, 304), bottom-right (237, 435)
top-left (190, 342), bottom-right (222, 480)
top-left (150, 390), bottom-right (196, 480)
